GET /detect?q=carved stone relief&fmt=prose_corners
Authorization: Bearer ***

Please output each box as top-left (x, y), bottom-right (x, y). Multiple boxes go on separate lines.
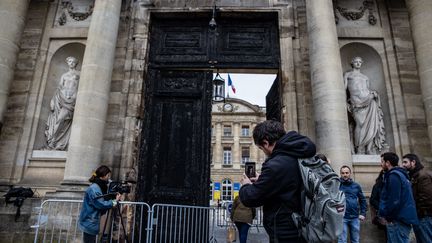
top-left (57, 0), bottom-right (94, 26)
top-left (333, 0), bottom-right (377, 25)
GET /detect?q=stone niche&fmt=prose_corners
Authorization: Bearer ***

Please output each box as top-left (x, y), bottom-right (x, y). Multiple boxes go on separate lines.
top-left (340, 42), bottom-right (394, 154)
top-left (340, 42), bottom-right (393, 193)
top-left (21, 42), bottom-right (85, 189)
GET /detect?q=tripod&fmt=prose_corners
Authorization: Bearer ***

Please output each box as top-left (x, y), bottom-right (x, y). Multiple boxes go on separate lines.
top-left (101, 202), bottom-right (130, 243)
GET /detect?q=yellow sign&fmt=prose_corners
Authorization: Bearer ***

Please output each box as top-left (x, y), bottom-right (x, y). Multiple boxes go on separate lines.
top-left (214, 191), bottom-right (221, 200)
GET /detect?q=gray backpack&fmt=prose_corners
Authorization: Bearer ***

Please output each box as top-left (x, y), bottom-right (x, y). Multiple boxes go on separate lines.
top-left (292, 157), bottom-right (346, 243)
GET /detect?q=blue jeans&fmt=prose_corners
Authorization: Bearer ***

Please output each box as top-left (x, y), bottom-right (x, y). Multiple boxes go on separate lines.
top-left (386, 220), bottom-right (411, 243)
top-left (413, 216), bottom-right (432, 243)
top-left (338, 218), bottom-right (360, 243)
top-left (235, 222), bottom-right (250, 243)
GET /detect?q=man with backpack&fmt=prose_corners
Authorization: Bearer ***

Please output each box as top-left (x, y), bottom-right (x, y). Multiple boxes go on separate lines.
top-left (378, 152), bottom-right (418, 243)
top-left (239, 120), bottom-right (316, 242)
top-left (338, 165), bottom-right (367, 243)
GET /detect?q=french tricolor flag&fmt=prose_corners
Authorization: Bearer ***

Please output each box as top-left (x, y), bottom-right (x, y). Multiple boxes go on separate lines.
top-left (228, 74), bottom-right (236, 94)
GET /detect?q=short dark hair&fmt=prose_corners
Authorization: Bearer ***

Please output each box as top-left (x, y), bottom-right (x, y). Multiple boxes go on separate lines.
top-left (340, 165), bottom-right (351, 173)
top-left (381, 152), bottom-right (399, 167)
top-left (402, 153), bottom-right (423, 167)
top-left (315, 154), bottom-right (328, 163)
top-left (253, 120), bottom-right (286, 146)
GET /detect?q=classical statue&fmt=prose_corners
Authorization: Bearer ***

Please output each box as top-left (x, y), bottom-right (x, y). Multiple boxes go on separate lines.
top-left (344, 56), bottom-right (385, 154)
top-left (45, 56), bottom-right (80, 150)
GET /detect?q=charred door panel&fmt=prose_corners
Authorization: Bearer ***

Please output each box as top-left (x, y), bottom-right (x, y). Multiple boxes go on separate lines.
top-left (216, 15), bottom-right (280, 68)
top-left (266, 75), bottom-right (282, 121)
top-left (149, 17), bottom-right (211, 67)
top-left (149, 12), bottom-right (280, 68)
top-left (138, 69), bottom-right (212, 206)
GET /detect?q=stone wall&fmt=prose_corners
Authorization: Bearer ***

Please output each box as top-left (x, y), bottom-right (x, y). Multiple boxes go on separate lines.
top-left (0, 1), bottom-right (50, 184)
top-left (387, 5), bottom-right (432, 163)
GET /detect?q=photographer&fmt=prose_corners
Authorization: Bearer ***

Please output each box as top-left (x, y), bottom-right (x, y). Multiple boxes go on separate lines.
top-left (78, 165), bottom-right (121, 243)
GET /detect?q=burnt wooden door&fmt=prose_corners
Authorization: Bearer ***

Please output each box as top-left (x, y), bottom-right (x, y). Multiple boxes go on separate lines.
top-left (266, 74), bottom-right (282, 121)
top-left (137, 69), bottom-right (212, 206)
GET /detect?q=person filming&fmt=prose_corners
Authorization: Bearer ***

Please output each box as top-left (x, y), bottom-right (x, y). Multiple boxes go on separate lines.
top-left (78, 165), bottom-right (121, 243)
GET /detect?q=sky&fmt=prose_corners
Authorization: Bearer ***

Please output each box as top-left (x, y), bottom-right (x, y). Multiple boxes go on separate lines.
top-left (214, 73), bottom-right (277, 107)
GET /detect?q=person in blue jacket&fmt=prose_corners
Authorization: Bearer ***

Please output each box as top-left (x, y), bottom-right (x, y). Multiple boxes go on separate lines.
top-left (378, 152), bottom-right (418, 243)
top-left (78, 165), bottom-right (121, 243)
top-left (338, 165), bottom-right (367, 243)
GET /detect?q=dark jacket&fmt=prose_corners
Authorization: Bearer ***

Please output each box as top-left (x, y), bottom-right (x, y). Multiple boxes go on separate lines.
top-left (409, 166), bottom-right (432, 218)
top-left (79, 183), bottom-right (115, 235)
top-left (378, 167), bottom-right (418, 225)
top-left (240, 131), bottom-right (316, 242)
top-left (339, 178), bottom-right (367, 219)
top-left (369, 172), bottom-right (385, 211)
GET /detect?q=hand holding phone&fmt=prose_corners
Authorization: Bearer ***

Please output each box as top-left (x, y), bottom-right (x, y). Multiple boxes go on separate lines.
top-left (245, 162), bottom-right (256, 178)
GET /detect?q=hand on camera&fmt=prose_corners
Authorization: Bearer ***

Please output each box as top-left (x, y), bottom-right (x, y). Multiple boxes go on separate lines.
top-left (115, 193), bottom-right (121, 201)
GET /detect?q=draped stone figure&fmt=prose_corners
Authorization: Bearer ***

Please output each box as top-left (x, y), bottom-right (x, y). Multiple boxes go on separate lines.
top-left (344, 57), bottom-right (385, 154)
top-left (45, 56), bottom-right (80, 150)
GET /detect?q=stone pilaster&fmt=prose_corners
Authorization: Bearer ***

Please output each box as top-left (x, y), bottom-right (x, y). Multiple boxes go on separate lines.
top-left (0, 0), bottom-right (29, 131)
top-left (63, 0), bottom-right (122, 184)
top-left (406, 0), bottom-right (432, 149)
top-left (233, 123), bottom-right (240, 167)
top-left (305, 0), bottom-right (352, 171)
top-left (214, 123), bottom-right (222, 169)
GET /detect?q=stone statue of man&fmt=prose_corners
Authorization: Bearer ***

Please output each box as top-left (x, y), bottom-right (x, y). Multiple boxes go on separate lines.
top-left (45, 56), bottom-right (80, 150)
top-left (344, 56), bottom-right (385, 154)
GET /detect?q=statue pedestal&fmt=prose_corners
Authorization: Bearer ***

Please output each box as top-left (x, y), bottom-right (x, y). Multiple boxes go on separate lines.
top-left (352, 154), bottom-right (382, 195)
top-left (19, 150), bottom-right (67, 195)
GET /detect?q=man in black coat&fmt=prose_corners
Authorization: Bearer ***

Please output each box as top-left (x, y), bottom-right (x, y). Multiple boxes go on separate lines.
top-left (239, 120), bottom-right (316, 243)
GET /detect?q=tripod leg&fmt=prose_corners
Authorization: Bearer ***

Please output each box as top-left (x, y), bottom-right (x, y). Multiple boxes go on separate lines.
top-left (100, 209), bottom-right (112, 243)
top-left (116, 205), bottom-right (130, 243)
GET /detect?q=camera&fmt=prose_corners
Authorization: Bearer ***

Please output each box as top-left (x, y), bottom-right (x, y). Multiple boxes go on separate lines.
top-left (108, 181), bottom-right (131, 195)
top-left (245, 162), bottom-right (256, 178)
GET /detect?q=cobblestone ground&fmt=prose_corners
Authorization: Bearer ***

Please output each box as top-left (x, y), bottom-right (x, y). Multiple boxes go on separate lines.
top-left (212, 225), bottom-right (269, 243)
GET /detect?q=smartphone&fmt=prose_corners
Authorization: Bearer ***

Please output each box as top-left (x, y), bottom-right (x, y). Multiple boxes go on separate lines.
top-left (245, 162), bottom-right (256, 178)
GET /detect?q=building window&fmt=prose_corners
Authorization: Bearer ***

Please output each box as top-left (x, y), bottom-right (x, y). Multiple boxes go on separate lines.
top-left (241, 147), bottom-right (250, 164)
top-left (241, 126), bottom-right (249, 136)
top-left (210, 180), bottom-right (213, 201)
top-left (222, 179), bottom-right (232, 201)
top-left (223, 125), bottom-right (232, 136)
top-left (223, 147), bottom-right (232, 165)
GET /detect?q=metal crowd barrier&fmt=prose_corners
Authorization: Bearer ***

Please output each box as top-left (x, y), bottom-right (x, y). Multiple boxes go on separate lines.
top-left (32, 199), bottom-right (151, 243)
top-left (213, 201), bottom-right (264, 228)
top-left (149, 204), bottom-right (217, 243)
top-left (32, 199), bottom-right (221, 243)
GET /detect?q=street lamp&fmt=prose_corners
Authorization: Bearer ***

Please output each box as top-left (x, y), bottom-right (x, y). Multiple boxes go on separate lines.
top-left (212, 72), bottom-right (225, 102)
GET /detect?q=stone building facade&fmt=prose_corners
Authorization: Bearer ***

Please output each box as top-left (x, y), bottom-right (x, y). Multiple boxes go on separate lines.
top-left (0, 0), bottom-right (431, 241)
top-left (210, 98), bottom-right (266, 204)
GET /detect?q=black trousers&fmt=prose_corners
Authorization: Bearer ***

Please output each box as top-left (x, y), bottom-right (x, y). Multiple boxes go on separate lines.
top-left (83, 232), bottom-right (97, 243)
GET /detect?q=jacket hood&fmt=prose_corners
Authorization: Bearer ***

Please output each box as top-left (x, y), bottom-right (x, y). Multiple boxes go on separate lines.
top-left (387, 167), bottom-right (409, 179)
top-left (271, 131), bottom-right (316, 159)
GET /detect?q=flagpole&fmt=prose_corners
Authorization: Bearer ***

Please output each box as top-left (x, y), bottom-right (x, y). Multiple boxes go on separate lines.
top-left (226, 74), bottom-right (230, 98)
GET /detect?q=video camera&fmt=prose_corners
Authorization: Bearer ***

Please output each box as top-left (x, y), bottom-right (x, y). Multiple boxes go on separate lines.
top-left (95, 180), bottom-right (135, 200)
top-left (108, 181), bottom-right (132, 195)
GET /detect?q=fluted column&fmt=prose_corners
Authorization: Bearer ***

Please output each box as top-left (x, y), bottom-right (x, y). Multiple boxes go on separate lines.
top-left (306, 0), bottom-right (352, 171)
top-left (63, 0), bottom-right (122, 183)
top-left (406, 0), bottom-right (432, 149)
top-left (0, 0), bottom-right (29, 130)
